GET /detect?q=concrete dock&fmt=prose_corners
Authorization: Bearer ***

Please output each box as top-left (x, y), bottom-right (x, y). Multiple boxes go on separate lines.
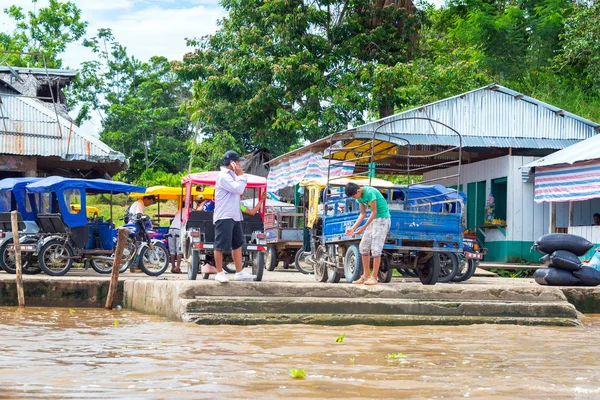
top-left (1, 269), bottom-right (598, 326)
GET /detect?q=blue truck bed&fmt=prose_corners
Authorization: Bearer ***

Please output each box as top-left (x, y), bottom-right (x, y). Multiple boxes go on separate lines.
top-left (322, 208), bottom-right (463, 252)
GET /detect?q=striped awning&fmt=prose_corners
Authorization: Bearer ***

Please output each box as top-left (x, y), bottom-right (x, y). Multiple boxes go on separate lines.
top-left (267, 152), bottom-right (355, 192)
top-left (534, 160), bottom-right (600, 203)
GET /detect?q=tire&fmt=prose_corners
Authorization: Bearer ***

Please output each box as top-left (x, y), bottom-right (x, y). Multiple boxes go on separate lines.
top-left (344, 244), bottom-right (363, 283)
top-left (188, 251), bottom-right (199, 280)
top-left (454, 258), bottom-right (477, 282)
top-left (377, 258), bottom-right (393, 283)
top-left (222, 264), bottom-right (236, 274)
top-left (266, 245), bottom-right (278, 271)
top-left (295, 246), bottom-right (314, 274)
top-left (39, 239), bottom-right (74, 277)
top-left (314, 245), bottom-right (328, 282)
top-left (326, 246), bottom-right (341, 283)
top-left (437, 252), bottom-right (459, 284)
top-left (0, 238), bottom-right (40, 274)
top-left (90, 239), bottom-right (136, 274)
top-left (417, 252), bottom-right (440, 285)
top-left (139, 242), bottom-right (169, 277)
top-left (253, 252), bottom-right (265, 281)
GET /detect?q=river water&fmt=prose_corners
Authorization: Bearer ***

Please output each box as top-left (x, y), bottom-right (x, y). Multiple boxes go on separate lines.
top-left (1, 307), bottom-right (599, 399)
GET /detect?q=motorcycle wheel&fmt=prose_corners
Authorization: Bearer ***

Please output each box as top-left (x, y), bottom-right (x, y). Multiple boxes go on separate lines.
top-left (139, 242), bottom-right (169, 277)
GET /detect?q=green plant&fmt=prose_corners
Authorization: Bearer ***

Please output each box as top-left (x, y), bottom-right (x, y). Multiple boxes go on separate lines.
top-left (489, 268), bottom-right (535, 278)
top-left (289, 368), bottom-right (306, 379)
top-left (387, 353), bottom-right (407, 360)
top-left (335, 333), bottom-right (345, 343)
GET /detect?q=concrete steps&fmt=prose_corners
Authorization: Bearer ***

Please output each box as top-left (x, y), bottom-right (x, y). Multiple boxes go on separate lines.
top-left (130, 281), bottom-right (581, 326)
top-left (181, 296), bottom-right (578, 319)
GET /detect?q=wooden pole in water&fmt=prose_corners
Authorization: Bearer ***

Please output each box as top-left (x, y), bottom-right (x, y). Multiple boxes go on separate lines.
top-left (10, 211), bottom-right (24, 308)
top-left (105, 228), bottom-right (128, 310)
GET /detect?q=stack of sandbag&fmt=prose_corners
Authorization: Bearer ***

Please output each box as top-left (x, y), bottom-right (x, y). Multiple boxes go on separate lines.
top-left (532, 233), bottom-right (600, 286)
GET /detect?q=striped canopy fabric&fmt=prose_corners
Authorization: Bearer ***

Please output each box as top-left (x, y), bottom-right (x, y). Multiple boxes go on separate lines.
top-left (534, 160), bottom-right (600, 203)
top-left (268, 152), bottom-right (355, 192)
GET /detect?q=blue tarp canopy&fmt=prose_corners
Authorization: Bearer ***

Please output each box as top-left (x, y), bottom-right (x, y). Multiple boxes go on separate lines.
top-left (0, 177), bottom-right (42, 192)
top-left (393, 184), bottom-right (467, 213)
top-left (26, 176), bottom-right (145, 194)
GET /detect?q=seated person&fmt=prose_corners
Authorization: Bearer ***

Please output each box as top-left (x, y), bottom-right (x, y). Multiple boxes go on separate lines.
top-left (196, 195), bottom-right (215, 211)
top-left (594, 213), bottom-right (600, 226)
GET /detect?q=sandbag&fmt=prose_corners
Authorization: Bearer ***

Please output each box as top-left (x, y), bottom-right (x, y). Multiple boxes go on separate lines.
top-left (549, 250), bottom-right (582, 272)
top-left (539, 254), bottom-right (551, 266)
top-left (573, 267), bottom-right (600, 286)
top-left (532, 233), bottom-right (593, 256)
top-left (534, 267), bottom-right (580, 286)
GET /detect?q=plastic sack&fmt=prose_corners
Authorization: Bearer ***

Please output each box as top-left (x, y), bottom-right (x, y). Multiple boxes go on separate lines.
top-left (573, 267), bottom-right (600, 286)
top-left (534, 267), bottom-right (579, 286)
top-left (549, 250), bottom-right (582, 272)
top-left (532, 234), bottom-right (593, 256)
top-left (539, 254), bottom-right (551, 266)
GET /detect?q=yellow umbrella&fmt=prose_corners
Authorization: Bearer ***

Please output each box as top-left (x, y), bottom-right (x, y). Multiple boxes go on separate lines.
top-left (130, 186), bottom-right (214, 201)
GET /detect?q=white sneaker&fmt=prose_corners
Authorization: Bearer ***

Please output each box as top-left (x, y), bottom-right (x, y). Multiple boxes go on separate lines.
top-left (215, 271), bottom-right (229, 283)
top-left (234, 270), bottom-right (256, 281)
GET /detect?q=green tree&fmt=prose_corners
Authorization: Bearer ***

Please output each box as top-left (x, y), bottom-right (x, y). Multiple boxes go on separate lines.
top-left (68, 29), bottom-right (193, 181)
top-left (0, 0), bottom-right (87, 68)
top-left (175, 0), bottom-right (419, 158)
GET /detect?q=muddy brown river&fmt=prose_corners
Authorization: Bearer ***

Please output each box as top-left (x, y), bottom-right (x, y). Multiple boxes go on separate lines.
top-left (1, 307), bottom-right (599, 399)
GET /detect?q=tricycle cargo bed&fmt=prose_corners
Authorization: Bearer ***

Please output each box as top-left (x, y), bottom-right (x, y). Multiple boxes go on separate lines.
top-left (186, 210), bottom-right (264, 239)
top-left (323, 209), bottom-right (462, 247)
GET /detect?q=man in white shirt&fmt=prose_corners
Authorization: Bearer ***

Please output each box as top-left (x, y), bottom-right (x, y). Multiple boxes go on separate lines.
top-left (127, 195), bottom-right (155, 228)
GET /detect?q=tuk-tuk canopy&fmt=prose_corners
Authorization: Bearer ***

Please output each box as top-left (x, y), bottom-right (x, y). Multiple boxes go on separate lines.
top-left (182, 171), bottom-right (267, 188)
top-left (130, 185), bottom-right (214, 201)
top-left (299, 176), bottom-right (394, 189)
top-left (26, 176), bottom-right (145, 194)
top-left (0, 177), bottom-right (42, 192)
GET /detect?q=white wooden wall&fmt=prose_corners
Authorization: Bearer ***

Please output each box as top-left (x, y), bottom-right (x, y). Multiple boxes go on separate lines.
top-left (424, 155), bottom-right (550, 243)
top-left (507, 157), bottom-right (549, 243)
top-left (569, 226), bottom-right (600, 244)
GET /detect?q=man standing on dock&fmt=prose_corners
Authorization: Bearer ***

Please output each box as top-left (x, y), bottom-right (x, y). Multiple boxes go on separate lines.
top-left (344, 183), bottom-right (391, 285)
top-left (213, 150), bottom-right (256, 283)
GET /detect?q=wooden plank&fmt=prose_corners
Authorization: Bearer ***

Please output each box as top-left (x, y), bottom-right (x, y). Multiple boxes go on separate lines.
top-left (550, 202), bottom-right (556, 233)
top-left (569, 201), bottom-right (574, 227)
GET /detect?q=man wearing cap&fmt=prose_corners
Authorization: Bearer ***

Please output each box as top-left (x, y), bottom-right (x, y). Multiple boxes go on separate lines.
top-left (213, 150), bottom-right (256, 283)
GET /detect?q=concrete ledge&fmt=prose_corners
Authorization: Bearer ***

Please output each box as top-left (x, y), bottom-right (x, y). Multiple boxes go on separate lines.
top-left (0, 278), bottom-right (121, 308)
top-left (560, 287), bottom-right (600, 314)
top-left (183, 313), bottom-right (581, 327)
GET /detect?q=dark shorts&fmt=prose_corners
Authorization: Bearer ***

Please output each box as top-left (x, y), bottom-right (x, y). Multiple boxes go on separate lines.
top-left (214, 219), bottom-right (244, 252)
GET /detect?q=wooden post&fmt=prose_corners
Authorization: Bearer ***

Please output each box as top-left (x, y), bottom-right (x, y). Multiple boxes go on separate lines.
top-left (105, 228), bottom-right (128, 310)
top-left (549, 202), bottom-right (556, 234)
top-left (568, 201), bottom-right (574, 229)
top-left (10, 211), bottom-right (24, 308)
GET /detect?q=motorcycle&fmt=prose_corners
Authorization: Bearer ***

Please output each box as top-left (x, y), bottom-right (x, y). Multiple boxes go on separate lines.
top-left (121, 213), bottom-right (169, 276)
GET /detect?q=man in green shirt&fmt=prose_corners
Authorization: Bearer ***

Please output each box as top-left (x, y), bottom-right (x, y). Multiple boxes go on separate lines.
top-left (344, 182), bottom-right (391, 285)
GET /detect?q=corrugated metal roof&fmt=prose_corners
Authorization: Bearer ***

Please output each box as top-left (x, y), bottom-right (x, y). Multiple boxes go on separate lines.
top-left (270, 84), bottom-right (600, 165)
top-left (350, 84), bottom-right (599, 142)
top-left (0, 66), bottom-right (77, 77)
top-left (0, 94), bottom-right (126, 165)
top-left (522, 134), bottom-right (600, 169)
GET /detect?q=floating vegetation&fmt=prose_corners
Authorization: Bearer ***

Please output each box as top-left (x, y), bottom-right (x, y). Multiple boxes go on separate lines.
top-left (289, 368), bottom-right (306, 379)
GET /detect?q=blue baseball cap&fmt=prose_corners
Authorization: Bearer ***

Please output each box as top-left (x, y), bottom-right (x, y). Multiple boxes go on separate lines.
top-left (223, 150), bottom-right (244, 166)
